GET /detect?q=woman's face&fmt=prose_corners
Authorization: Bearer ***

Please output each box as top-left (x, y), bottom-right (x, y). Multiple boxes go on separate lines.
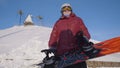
top-left (63, 10), bottom-right (71, 15)
top-left (63, 10), bottom-right (71, 17)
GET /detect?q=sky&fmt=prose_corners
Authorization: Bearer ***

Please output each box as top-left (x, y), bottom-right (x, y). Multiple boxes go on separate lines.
top-left (0, 0), bottom-right (120, 41)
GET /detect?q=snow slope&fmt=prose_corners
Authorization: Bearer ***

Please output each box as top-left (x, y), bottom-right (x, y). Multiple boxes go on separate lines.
top-left (0, 26), bottom-right (119, 68)
top-left (0, 26), bottom-right (51, 68)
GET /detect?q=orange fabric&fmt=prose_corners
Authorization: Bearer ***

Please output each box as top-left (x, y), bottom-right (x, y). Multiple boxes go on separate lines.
top-left (94, 37), bottom-right (120, 56)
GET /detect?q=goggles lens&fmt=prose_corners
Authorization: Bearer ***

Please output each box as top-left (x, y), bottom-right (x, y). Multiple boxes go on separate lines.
top-left (62, 6), bottom-right (72, 11)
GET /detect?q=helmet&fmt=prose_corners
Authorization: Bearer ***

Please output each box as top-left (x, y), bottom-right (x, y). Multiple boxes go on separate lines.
top-left (61, 3), bottom-right (72, 12)
top-left (61, 3), bottom-right (71, 9)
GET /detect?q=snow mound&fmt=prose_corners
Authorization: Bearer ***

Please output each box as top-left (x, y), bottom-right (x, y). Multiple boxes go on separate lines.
top-left (0, 26), bottom-right (119, 68)
top-left (0, 26), bottom-right (51, 68)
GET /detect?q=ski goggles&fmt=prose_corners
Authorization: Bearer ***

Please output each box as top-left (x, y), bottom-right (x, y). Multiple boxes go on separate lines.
top-left (61, 6), bottom-right (72, 12)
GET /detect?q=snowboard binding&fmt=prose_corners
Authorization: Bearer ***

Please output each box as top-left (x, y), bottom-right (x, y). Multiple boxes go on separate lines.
top-left (75, 31), bottom-right (101, 58)
top-left (36, 48), bottom-right (87, 68)
top-left (35, 49), bottom-right (56, 68)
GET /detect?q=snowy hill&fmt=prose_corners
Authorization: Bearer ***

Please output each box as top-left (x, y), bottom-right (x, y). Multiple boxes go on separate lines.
top-left (0, 26), bottom-right (51, 68)
top-left (0, 26), bottom-right (51, 54)
top-left (0, 26), bottom-right (119, 68)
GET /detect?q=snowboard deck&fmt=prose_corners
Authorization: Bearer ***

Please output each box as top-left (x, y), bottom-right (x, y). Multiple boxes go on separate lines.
top-left (73, 36), bottom-right (120, 63)
top-left (95, 36), bottom-right (120, 56)
top-left (37, 37), bottom-right (120, 68)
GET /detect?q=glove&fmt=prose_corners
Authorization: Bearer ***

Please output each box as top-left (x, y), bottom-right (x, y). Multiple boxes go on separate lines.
top-left (75, 31), bottom-right (84, 39)
top-left (75, 31), bottom-right (89, 47)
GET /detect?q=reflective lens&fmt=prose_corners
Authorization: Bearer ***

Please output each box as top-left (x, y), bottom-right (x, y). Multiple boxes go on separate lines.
top-left (62, 6), bottom-right (72, 12)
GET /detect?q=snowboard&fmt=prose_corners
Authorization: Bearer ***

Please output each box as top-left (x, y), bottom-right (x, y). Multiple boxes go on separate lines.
top-left (94, 36), bottom-right (120, 56)
top-left (36, 37), bottom-right (120, 68)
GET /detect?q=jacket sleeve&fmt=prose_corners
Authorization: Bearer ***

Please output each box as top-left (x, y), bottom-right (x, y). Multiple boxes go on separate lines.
top-left (78, 17), bottom-right (91, 39)
top-left (48, 22), bottom-right (58, 48)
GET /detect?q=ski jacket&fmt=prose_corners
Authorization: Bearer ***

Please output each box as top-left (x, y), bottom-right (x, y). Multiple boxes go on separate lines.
top-left (49, 13), bottom-right (91, 56)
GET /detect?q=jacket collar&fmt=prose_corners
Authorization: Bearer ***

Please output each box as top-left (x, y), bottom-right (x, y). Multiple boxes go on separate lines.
top-left (60, 13), bottom-right (76, 19)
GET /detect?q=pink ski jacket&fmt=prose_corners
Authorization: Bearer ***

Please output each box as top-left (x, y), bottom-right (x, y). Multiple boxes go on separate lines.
top-left (49, 13), bottom-right (90, 56)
